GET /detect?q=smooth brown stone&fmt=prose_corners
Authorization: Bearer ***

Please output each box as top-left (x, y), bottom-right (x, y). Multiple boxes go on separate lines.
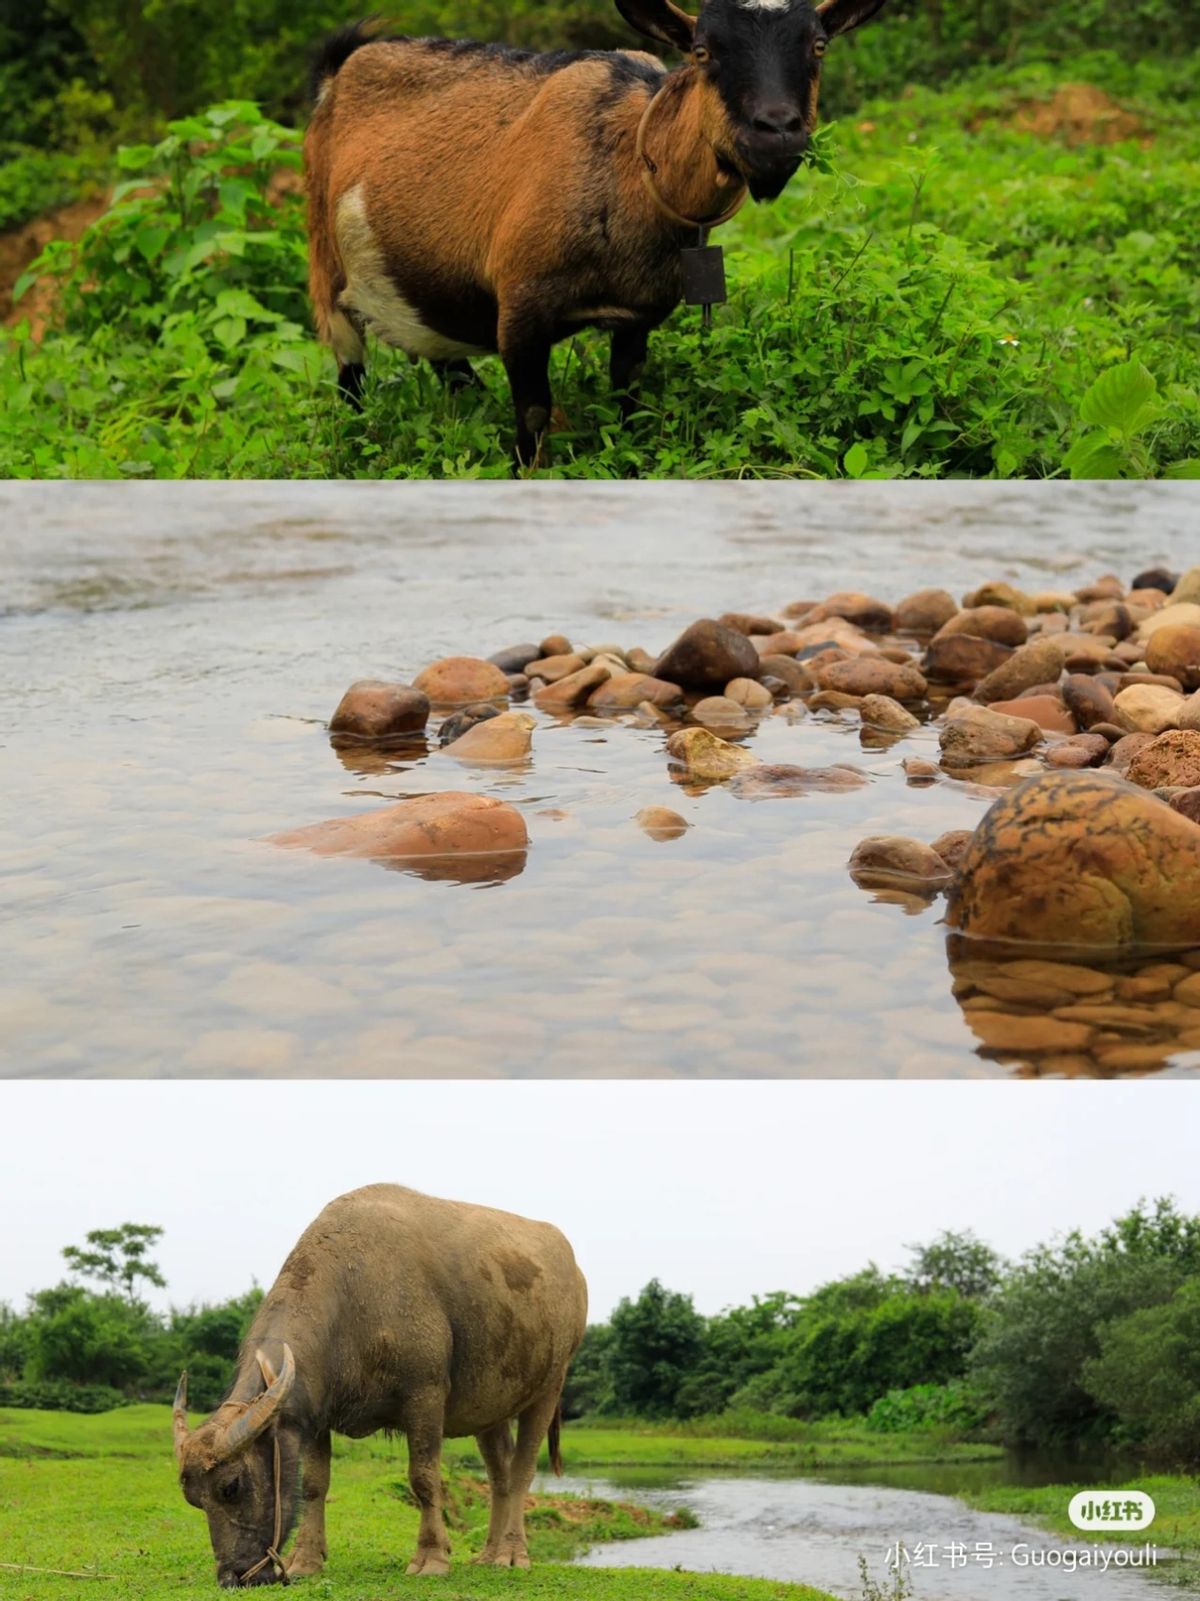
top-left (759, 655), bottom-right (813, 694)
top-left (939, 705), bottom-right (1043, 769)
top-left (924, 634), bottom-right (1014, 684)
top-left (987, 694), bottom-right (1075, 734)
top-left (692, 695), bottom-right (753, 731)
top-left (1168, 788), bottom-right (1200, 824)
top-left (894, 588), bottom-right (958, 635)
top-left (752, 630), bottom-right (808, 657)
top-left (962, 581), bottom-right (1036, 615)
top-left (524, 652), bottom-right (587, 682)
top-left (809, 690), bottom-right (863, 713)
top-left (534, 662), bottom-right (611, 711)
top-left (904, 757), bottom-right (939, 784)
top-left (930, 829), bottom-right (974, 872)
top-left (1075, 576), bottom-right (1125, 603)
top-left (1117, 671), bottom-right (1185, 693)
top-left (848, 835), bottom-right (953, 889)
top-left (1047, 733), bottom-right (1110, 769)
top-left (413, 656), bottom-right (510, 706)
top-left (1125, 730), bottom-right (1200, 790)
top-left (965, 1012), bottom-right (1095, 1052)
top-left (1171, 567), bottom-right (1200, 606)
top-left (860, 693), bottom-right (920, 733)
top-left (1144, 624), bottom-right (1200, 690)
top-left (947, 770), bottom-right (1200, 950)
top-left (665, 727), bottom-right (757, 780)
top-left (1135, 602), bottom-right (1200, 643)
top-left (1107, 732), bottom-right (1156, 773)
top-left (975, 638), bottom-right (1065, 705)
top-left (328, 680), bottom-right (430, 742)
top-left (934, 607), bottom-right (1029, 647)
top-left (1078, 601), bottom-right (1135, 641)
top-left (1112, 684), bottom-right (1185, 734)
top-left (488, 643), bottom-right (541, 674)
top-left (1062, 673), bottom-right (1116, 730)
top-left (724, 676), bottom-right (774, 710)
top-left (729, 763), bottom-right (868, 799)
top-left (270, 791), bottom-right (528, 879)
top-left (717, 611), bottom-right (783, 636)
top-left (655, 619), bottom-right (761, 689)
top-left (805, 591), bottom-right (893, 631)
top-left (1177, 972), bottom-right (1200, 1007)
top-left (539, 633), bottom-right (572, 657)
top-left (626, 647), bottom-right (658, 675)
top-left (442, 710), bottom-right (534, 764)
top-left (588, 672), bottom-right (683, 711)
top-left (816, 657), bottom-right (927, 701)
top-left (635, 806), bottom-right (690, 841)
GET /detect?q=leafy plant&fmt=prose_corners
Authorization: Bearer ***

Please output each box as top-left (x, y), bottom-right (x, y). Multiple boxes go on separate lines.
top-left (1063, 360), bottom-right (1200, 479)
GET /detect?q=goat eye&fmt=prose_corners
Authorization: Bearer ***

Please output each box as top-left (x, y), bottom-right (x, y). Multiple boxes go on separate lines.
top-left (221, 1478), bottom-right (241, 1502)
top-left (692, 44), bottom-right (712, 64)
top-left (813, 36), bottom-right (828, 57)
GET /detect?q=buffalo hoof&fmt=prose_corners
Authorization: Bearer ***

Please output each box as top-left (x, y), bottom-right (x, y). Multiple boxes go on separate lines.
top-left (406, 1551), bottom-right (451, 1577)
top-left (474, 1544), bottom-right (530, 1568)
top-left (285, 1552), bottom-right (325, 1579)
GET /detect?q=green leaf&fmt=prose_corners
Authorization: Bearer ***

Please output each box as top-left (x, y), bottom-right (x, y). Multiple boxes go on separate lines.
top-left (1078, 360), bottom-right (1159, 437)
top-left (843, 442), bottom-right (869, 479)
top-left (1063, 433), bottom-right (1126, 480)
top-left (134, 226), bottom-right (171, 263)
top-left (1164, 459), bottom-right (1200, 480)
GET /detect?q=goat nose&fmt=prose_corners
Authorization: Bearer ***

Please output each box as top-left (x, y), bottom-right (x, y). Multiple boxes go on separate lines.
top-left (751, 106), bottom-right (804, 137)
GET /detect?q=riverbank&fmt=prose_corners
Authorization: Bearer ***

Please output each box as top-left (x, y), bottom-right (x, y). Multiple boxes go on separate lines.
top-left (966, 1475), bottom-right (1200, 1569)
top-left (0, 1407), bottom-right (835, 1600)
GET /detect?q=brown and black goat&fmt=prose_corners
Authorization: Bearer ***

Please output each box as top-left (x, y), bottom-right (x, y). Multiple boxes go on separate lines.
top-left (305, 0), bottom-right (891, 465)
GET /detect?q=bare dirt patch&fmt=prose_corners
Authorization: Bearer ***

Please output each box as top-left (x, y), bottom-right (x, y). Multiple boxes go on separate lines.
top-left (0, 193), bottom-right (109, 334)
top-left (1008, 84), bottom-right (1150, 147)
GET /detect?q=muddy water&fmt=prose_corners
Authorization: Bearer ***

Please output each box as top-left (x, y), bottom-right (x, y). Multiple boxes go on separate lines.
top-left (3, 481), bottom-right (1198, 1078)
top-left (543, 1467), bottom-right (1177, 1600)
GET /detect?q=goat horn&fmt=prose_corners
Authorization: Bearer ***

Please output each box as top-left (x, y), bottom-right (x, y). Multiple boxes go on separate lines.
top-left (215, 1343), bottom-right (296, 1462)
top-left (172, 1371), bottom-right (190, 1465)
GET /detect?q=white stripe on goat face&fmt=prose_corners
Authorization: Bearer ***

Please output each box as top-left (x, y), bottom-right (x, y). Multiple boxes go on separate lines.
top-left (735, 0), bottom-right (793, 11)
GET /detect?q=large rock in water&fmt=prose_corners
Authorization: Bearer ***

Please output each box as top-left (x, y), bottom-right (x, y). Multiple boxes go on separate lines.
top-left (946, 771), bottom-right (1200, 950)
top-left (329, 680), bottom-right (430, 742)
top-left (413, 656), bottom-right (511, 705)
top-left (270, 792), bottom-right (528, 883)
top-left (654, 619), bottom-right (761, 690)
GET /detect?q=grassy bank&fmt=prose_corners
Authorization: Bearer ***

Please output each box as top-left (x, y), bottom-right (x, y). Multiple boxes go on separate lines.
top-left (965, 1474), bottom-right (1200, 1554)
top-left (2, 52), bottom-right (1198, 478)
top-left (0, 1407), bottom-right (834, 1601)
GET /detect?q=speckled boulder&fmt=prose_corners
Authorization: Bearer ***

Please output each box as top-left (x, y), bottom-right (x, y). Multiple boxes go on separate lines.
top-left (946, 771), bottom-right (1200, 950)
top-left (1125, 730), bottom-right (1200, 790)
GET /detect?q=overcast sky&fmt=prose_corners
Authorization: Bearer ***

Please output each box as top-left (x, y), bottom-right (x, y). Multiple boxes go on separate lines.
top-left (3, 1082), bottom-right (1196, 1320)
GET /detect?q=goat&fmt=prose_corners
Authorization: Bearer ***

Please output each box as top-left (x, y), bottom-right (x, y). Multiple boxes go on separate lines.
top-left (305, 0), bottom-right (891, 465)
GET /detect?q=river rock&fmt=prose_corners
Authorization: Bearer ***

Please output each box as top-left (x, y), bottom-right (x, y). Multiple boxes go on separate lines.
top-left (752, 630), bottom-right (809, 657)
top-left (1135, 602), bottom-right (1200, 643)
top-left (930, 829), bottom-right (975, 872)
top-left (717, 612), bottom-right (783, 636)
top-left (729, 763), bottom-right (867, 799)
top-left (539, 633), bottom-right (572, 656)
top-left (1046, 733), bottom-right (1110, 769)
top-left (724, 677), bottom-right (774, 710)
top-left (860, 694), bottom-right (920, 733)
top-left (805, 592), bottom-right (893, 631)
top-left (270, 792), bottom-right (528, 868)
top-left (1145, 624), bottom-right (1200, 690)
top-left (962, 581), bottom-right (1036, 615)
top-left (1062, 634), bottom-right (1121, 669)
top-left (1077, 575), bottom-right (1125, 602)
top-left (1062, 673), bottom-right (1115, 730)
top-left (1106, 732), bottom-right (1156, 774)
top-left (848, 835), bottom-right (954, 889)
top-left (437, 703), bottom-right (502, 745)
top-left (654, 619), bottom-right (761, 690)
top-left (815, 657), bottom-right (927, 701)
top-left (974, 638), bottom-right (1064, 704)
top-left (328, 680), bottom-right (430, 742)
top-left (413, 656), bottom-right (510, 706)
top-left (524, 652), bottom-right (588, 682)
top-left (946, 770), bottom-right (1200, 950)
top-left (488, 643), bottom-right (542, 674)
top-left (934, 607), bottom-right (1029, 647)
top-left (1171, 567), bottom-right (1200, 606)
top-left (965, 1012), bottom-right (1095, 1053)
top-left (1170, 788), bottom-right (1200, 825)
top-left (904, 757), bottom-right (939, 784)
top-left (939, 705), bottom-right (1043, 769)
top-left (589, 672), bottom-right (683, 711)
top-left (443, 710), bottom-right (534, 764)
top-left (692, 695), bottom-right (752, 732)
top-left (665, 728), bottom-right (758, 780)
top-left (1131, 568), bottom-right (1178, 595)
top-left (923, 634), bottom-right (1013, 684)
top-left (894, 588), bottom-right (958, 634)
top-left (1125, 730), bottom-right (1200, 790)
top-left (635, 806), bottom-right (690, 840)
top-left (759, 655), bottom-right (813, 694)
top-left (1111, 683), bottom-right (1185, 733)
top-left (534, 662), bottom-right (611, 711)
top-left (986, 694), bottom-right (1075, 734)
top-left (1180, 692), bottom-right (1200, 732)
top-left (626, 647), bottom-right (658, 675)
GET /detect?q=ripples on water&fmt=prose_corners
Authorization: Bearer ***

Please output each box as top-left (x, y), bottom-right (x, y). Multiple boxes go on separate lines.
top-left (2, 482), bottom-right (1198, 1078)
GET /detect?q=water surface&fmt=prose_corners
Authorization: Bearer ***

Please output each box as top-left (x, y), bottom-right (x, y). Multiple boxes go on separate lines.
top-left (3, 481), bottom-right (1197, 1077)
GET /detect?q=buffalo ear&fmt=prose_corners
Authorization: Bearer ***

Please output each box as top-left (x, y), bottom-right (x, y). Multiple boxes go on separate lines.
top-left (816, 0), bottom-right (890, 36)
top-left (615, 0), bottom-right (697, 52)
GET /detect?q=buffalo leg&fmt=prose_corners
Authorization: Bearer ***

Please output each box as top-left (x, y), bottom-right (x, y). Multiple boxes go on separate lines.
top-left (610, 324), bottom-right (651, 422)
top-left (494, 1384), bottom-right (565, 1568)
top-left (288, 1429), bottom-right (331, 1577)
top-left (473, 1420), bottom-right (518, 1565)
top-left (498, 303), bottom-right (553, 471)
top-left (404, 1398), bottom-right (452, 1576)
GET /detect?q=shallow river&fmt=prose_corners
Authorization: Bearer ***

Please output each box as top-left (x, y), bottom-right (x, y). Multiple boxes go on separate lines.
top-left (3, 481), bottom-right (1198, 1077)
top-left (540, 1465), bottom-right (1179, 1600)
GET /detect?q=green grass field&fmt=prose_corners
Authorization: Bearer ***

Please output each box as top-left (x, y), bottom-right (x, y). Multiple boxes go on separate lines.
top-left (3, 51), bottom-right (1197, 478)
top-left (0, 1408), bottom-right (835, 1601)
top-left (966, 1474), bottom-right (1200, 1554)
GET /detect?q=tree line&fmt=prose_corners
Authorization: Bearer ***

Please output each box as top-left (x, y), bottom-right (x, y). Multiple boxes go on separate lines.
top-left (3, 1201), bottom-right (1199, 1466)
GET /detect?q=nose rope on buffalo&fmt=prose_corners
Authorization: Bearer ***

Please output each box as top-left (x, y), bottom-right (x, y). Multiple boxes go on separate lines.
top-left (635, 75), bottom-right (746, 330)
top-left (238, 1431), bottom-right (290, 1587)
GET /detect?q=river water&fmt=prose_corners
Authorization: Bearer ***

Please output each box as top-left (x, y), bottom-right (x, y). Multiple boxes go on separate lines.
top-left (3, 481), bottom-right (1198, 1077)
top-left (539, 1465), bottom-right (1180, 1601)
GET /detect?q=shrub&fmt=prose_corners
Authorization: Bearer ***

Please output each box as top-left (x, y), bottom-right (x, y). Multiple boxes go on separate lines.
top-left (0, 1380), bottom-right (129, 1413)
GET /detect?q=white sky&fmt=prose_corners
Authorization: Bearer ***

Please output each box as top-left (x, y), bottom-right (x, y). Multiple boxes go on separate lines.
top-left (2, 1082), bottom-right (1196, 1320)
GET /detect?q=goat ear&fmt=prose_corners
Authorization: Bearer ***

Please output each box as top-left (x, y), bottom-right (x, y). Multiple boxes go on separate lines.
top-left (816, 0), bottom-right (890, 36)
top-left (615, 0), bottom-right (697, 52)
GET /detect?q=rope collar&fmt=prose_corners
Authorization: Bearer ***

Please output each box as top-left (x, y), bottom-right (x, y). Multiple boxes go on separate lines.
top-left (634, 75), bottom-right (748, 233)
top-left (238, 1430), bottom-right (289, 1587)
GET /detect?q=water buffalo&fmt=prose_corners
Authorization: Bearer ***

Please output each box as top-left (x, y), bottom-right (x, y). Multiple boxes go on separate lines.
top-left (173, 1183), bottom-right (588, 1586)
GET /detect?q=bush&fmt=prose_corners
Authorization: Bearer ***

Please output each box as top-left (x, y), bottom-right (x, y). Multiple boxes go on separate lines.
top-left (1083, 1279), bottom-right (1200, 1465)
top-left (865, 1381), bottom-right (991, 1436)
top-left (0, 1380), bottom-right (129, 1413)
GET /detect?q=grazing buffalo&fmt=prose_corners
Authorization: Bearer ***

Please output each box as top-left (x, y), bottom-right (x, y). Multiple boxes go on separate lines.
top-left (173, 1184), bottom-right (588, 1585)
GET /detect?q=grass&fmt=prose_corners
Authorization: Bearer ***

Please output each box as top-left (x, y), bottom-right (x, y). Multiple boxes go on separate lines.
top-left (0, 1408), bottom-right (835, 1601)
top-left (2, 50), bottom-right (1198, 478)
